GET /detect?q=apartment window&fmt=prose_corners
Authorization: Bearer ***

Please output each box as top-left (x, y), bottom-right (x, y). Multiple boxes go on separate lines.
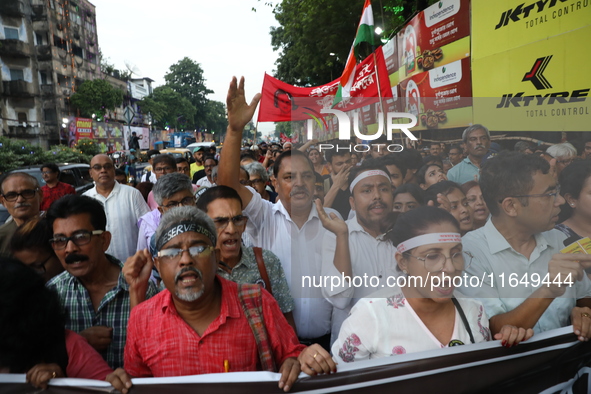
top-left (17, 112), bottom-right (28, 123)
top-left (4, 27), bottom-right (19, 40)
top-left (40, 71), bottom-right (48, 85)
top-left (10, 69), bottom-right (24, 81)
top-left (72, 44), bottom-right (83, 58)
top-left (44, 108), bottom-right (57, 123)
top-left (86, 51), bottom-right (96, 64)
top-left (53, 35), bottom-right (67, 50)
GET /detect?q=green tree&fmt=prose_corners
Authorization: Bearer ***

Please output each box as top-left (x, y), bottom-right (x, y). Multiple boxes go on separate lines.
top-left (164, 58), bottom-right (213, 128)
top-left (269, 0), bottom-right (436, 86)
top-left (70, 79), bottom-right (124, 119)
top-left (147, 86), bottom-right (196, 130)
top-left (204, 100), bottom-right (227, 135)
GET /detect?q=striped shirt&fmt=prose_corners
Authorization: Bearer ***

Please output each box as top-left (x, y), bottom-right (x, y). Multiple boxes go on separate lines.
top-left (47, 255), bottom-right (158, 369)
top-left (84, 181), bottom-right (150, 262)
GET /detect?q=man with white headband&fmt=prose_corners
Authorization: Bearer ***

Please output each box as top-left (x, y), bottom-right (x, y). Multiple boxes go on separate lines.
top-left (320, 160), bottom-right (397, 343)
top-left (217, 77), bottom-right (341, 353)
top-left (120, 206), bottom-right (336, 391)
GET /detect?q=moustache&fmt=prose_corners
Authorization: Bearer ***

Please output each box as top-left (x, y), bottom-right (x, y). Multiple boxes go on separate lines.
top-left (290, 187), bottom-right (310, 197)
top-left (14, 203), bottom-right (31, 209)
top-left (65, 253), bottom-right (89, 265)
top-left (475, 145), bottom-right (486, 150)
top-left (369, 201), bottom-right (386, 210)
top-left (174, 266), bottom-right (203, 283)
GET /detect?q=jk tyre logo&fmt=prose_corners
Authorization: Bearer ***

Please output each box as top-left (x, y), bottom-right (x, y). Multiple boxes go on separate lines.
top-left (522, 56), bottom-right (553, 90)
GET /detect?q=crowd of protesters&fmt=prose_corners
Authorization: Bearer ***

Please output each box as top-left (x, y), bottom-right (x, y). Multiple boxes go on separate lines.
top-left (0, 77), bottom-right (590, 391)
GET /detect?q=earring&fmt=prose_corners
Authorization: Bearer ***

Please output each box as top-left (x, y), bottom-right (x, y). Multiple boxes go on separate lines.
top-left (571, 203), bottom-right (575, 207)
top-left (403, 269), bottom-right (408, 274)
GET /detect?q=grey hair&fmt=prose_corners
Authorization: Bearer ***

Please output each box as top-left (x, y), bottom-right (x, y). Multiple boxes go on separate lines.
top-left (155, 205), bottom-right (217, 248)
top-left (152, 173), bottom-right (193, 206)
top-left (244, 162), bottom-right (269, 182)
top-left (546, 142), bottom-right (577, 159)
top-left (0, 172), bottom-right (40, 194)
top-left (514, 141), bottom-right (532, 152)
top-left (462, 124), bottom-right (490, 142)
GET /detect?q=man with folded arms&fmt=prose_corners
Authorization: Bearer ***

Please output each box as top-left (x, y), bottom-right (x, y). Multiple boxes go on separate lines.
top-left (121, 206), bottom-right (335, 392)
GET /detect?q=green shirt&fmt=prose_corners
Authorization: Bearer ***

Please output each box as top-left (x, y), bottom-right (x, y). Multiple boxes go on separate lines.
top-left (217, 246), bottom-right (295, 313)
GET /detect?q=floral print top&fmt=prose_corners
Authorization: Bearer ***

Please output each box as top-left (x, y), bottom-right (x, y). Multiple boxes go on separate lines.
top-left (332, 288), bottom-right (491, 363)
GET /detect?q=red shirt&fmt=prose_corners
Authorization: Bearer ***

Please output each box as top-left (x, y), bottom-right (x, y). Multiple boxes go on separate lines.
top-left (65, 329), bottom-right (113, 380)
top-left (41, 182), bottom-right (75, 211)
top-left (124, 276), bottom-right (305, 377)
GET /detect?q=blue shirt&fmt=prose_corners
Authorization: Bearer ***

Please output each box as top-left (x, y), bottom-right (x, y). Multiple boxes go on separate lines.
top-left (447, 157), bottom-right (480, 185)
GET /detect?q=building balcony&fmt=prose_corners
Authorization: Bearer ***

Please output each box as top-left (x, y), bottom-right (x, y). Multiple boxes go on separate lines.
top-left (33, 20), bottom-right (49, 31)
top-left (7, 125), bottom-right (42, 138)
top-left (31, 5), bottom-right (47, 21)
top-left (36, 44), bottom-right (52, 60)
top-left (40, 84), bottom-right (54, 96)
top-left (2, 80), bottom-right (34, 97)
top-left (0, 39), bottom-right (31, 58)
top-left (0, 0), bottom-right (26, 17)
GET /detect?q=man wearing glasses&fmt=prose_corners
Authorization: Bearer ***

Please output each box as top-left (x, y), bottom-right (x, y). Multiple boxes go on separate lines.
top-left (146, 154), bottom-right (178, 210)
top-left (46, 195), bottom-right (158, 369)
top-left (137, 172), bottom-right (197, 256)
top-left (40, 163), bottom-right (75, 211)
top-left (0, 172), bottom-right (43, 256)
top-left (196, 186), bottom-right (295, 331)
top-left (460, 152), bottom-right (591, 342)
top-left (84, 154), bottom-right (150, 262)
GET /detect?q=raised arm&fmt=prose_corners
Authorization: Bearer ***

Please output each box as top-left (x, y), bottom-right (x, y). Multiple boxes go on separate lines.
top-left (218, 77), bottom-right (261, 209)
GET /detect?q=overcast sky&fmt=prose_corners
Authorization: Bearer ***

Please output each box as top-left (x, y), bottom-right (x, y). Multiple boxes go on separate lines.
top-left (93, 0), bottom-right (279, 135)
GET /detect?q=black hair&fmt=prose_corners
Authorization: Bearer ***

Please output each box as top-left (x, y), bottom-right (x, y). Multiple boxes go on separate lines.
top-left (324, 143), bottom-right (351, 164)
top-left (273, 89), bottom-right (298, 110)
top-left (415, 163), bottom-right (444, 186)
top-left (47, 194), bottom-right (107, 231)
top-left (424, 180), bottom-right (463, 207)
top-left (153, 154), bottom-right (177, 169)
top-left (146, 149), bottom-right (160, 159)
top-left (196, 185), bottom-right (243, 212)
top-left (240, 151), bottom-right (256, 162)
top-left (398, 148), bottom-right (424, 171)
top-left (203, 155), bottom-right (218, 165)
top-left (10, 217), bottom-right (54, 254)
top-left (272, 149), bottom-right (314, 178)
top-left (429, 141), bottom-right (441, 148)
top-left (480, 151), bottom-right (550, 217)
top-left (348, 158), bottom-right (389, 188)
top-left (558, 159), bottom-right (591, 222)
top-left (422, 155), bottom-right (444, 167)
top-left (175, 157), bottom-right (189, 165)
top-left (115, 168), bottom-right (126, 177)
top-left (315, 171), bottom-right (324, 184)
top-left (393, 183), bottom-right (425, 205)
top-left (378, 155), bottom-right (408, 180)
top-left (384, 206), bottom-right (460, 247)
top-left (449, 144), bottom-right (463, 153)
top-left (42, 163), bottom-right (60, 174)
top-left (0, 258), bottom-right (68, 373)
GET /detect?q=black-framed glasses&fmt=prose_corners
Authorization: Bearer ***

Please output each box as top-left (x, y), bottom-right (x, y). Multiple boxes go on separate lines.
top-left (213, 215), bottom-right (248, 230)
top-left (162, 196), bottom-right (196, 209)
top-left (154, 166), bottom-right (174, 173)
top-left (405, 251), bottom-right (473, 273)
top-left (2, 188), bottom-right (39, 202)
top-left (157, 245), bottom-right (214, 264)
top-left (29, 254), bottom-right (53, 274)
top-left (499, 184), bottom-right (561, 203)
top-left (239, 180), bottom-right (252, 186)
top-left (91, 163), bottom-right (114, 171)
top-left (50, 230), bottom-right (104, 250)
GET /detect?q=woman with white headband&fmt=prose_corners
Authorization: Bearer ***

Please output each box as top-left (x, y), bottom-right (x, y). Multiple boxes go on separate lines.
top-left (332, 206), bottom-right (533, 362)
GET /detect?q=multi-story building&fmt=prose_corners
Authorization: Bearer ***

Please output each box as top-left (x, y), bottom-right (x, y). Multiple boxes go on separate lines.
top-left (0, 0), bottom-right (101, 147)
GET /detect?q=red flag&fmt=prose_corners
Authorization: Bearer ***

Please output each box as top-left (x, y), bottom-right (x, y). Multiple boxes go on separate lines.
top-left (258, 46), bottom-right (392, 123)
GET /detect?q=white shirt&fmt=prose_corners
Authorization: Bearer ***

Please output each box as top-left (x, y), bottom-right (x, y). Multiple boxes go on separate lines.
top-left (84, 182), bottom-right (150, 262)
top-left (243, 186), bottom-right (338, 338)
top-left (196, 177), bottom-right (216, 188)
top-left (140, 171), bottom-right (157, 184)
top-left (461, 219), bottom-right (591, 333)
top-left (322, 217), bottom-right (399, 308)
top-left (332, 288), bottom-right (490, 363)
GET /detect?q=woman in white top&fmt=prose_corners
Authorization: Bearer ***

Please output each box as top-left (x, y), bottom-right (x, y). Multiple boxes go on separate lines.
top-left (333, 206), bottom-right (533, 362)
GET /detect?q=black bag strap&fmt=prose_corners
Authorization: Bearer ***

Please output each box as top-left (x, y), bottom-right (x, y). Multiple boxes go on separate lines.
top-left (452, 297), bottom-right (475, 344)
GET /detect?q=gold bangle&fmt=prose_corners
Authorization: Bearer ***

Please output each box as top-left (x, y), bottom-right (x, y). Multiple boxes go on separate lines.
top-left (582, 312), bottom-right (591, 319)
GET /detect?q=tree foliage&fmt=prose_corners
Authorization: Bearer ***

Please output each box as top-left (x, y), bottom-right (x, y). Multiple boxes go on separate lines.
top-left (203, 100), bottom-right (227, 135)
top-left (269, 0), bottom-right (436, 86)
top-left (139, 86), bottom-right (196, 130)
top-left (70, 79), bottom-right (124, 119)
top-left (164, 57), bottom-right (213, 128)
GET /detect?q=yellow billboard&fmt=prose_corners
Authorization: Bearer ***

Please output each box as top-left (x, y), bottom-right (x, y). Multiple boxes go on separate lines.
top-left (472, 0), bottom-right (591, 60)
top-left (472, 25), bottom-right (591, 131)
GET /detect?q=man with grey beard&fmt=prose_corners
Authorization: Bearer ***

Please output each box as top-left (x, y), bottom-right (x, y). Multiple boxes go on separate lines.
top-left (0, 172), bottom-right (43, 256)
top-left (120, 206), bottom-right (334, 391)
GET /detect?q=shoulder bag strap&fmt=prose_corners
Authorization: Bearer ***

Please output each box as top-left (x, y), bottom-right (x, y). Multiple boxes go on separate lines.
top-left (452, 297), bottom-right (475, 344)
top-left (238, 284), bottom-right (277, 372)
top-left (253, 247), bottom-right (273, 295)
